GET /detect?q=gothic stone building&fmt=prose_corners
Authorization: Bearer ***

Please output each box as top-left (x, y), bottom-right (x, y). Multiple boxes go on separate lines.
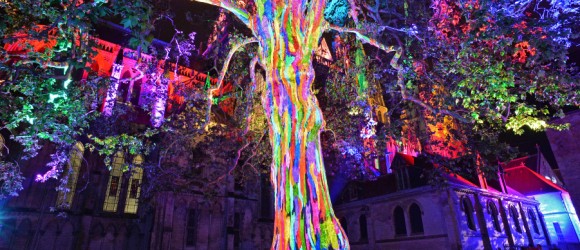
top-left (333, 153), bottom-right (558, 250)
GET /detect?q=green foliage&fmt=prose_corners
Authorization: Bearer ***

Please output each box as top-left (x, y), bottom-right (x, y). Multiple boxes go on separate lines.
top-left (0, 0), bottom-right (155, 198)
top-left (322, 0), bottom-right (578, 180)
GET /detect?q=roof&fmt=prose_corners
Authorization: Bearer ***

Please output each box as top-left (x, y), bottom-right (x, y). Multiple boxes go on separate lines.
top-left (504, 165), bottom-right (567, 196)
top-left (397, 153), bottom-right (416, 166)
top-left (446, 174), bottom-right (479, 188)
top-left (504, 155), bottom-right (541, 172)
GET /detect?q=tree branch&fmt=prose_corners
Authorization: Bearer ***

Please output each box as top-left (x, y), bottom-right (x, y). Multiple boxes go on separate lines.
top-left (329, 24), bottom-right (470, 123)
top-left (327, 24), bottom-right (398, 54)
top-left (192, 0), bottom-right (251, 27)
top-left (388, 48), bottom-right (471, 123)
top-left (203, 37), bottom-right (258, 130)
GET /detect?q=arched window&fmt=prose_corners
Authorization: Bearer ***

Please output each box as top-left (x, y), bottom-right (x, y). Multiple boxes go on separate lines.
top-left (510, 205), bottom-right (522, 233)
top-left (359, 215), bottom-right (368, 242)
top-left (104, 151), bottom-right (124, 212)
top-left (130, 79), bottom-right (142, 106)
top-left (124, 155), bottom-right (143, 214)
top-left (339, 217), bottom-right (348, 235)
top-left (487, 201), bottom-right (501, 232)
top-left (57, 142), bottom-right (84, 207)
top-left (409, 203), bottom-right (424, 234)
top-left (117, 71), bottom-right (131, 103)
top-left (394, 206), bottom-right (407, 236)
top-left (528, 209), bottom-right (540, 234)
top-left (462, 197), bottom-right (476, 230)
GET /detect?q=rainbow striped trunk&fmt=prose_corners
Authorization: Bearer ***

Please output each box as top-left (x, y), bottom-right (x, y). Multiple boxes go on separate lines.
top-left (260, 55), bottom-right (349, 249)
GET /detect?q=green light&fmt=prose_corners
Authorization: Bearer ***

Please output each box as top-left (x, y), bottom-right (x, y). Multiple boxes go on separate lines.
top-left (48, 92), bottom-right (68, 103)
top-left (24, 115), bottom-right (35, 125)
top-left (63, 79), bottom-right (71, 89)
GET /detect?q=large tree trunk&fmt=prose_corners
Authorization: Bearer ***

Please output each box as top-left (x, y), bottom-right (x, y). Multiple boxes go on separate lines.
top-left (261, 50), bottom-right (349, 249)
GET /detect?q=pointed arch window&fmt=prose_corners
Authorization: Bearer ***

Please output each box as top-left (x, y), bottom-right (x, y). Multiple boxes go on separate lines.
top-left (528, 209), bottom-right (540, 234)
top-left (510, 205), bottom-right (522, 233)
top-left (487, 201), bottom-right (501, 232)
top-left (359, 215), bottom-right (368, 242)
top-left (394, 206), bottom-right (407, 236)
top-left (409, 203), bottom-right (424, 234)
top-left (57, 142), bottom-right (84, 207)
top-left (124, 155), bottom-right (143, 214)
top-left (186, 209), bottom-right (198, 246)
top-left (103, 151), bottom-right (124, 212)
top-left (130, 79), bottom-right (142, 106)
top-left (117, 71), bottom-right (131, 103)
top-left (462, 197), bottom-right (476, 230)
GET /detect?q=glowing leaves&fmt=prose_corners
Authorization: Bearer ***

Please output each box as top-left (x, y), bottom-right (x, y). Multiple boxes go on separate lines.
top-left (324, 0), bottom-right (350, 26)
top-left (506, 115), bottom-right (568, 135)
top-left (120, 16), bottom-right (139, 29)
top-left (204, 72), bottom-right (211, 91)
top-left (513, 41), bottom-right (537, 64)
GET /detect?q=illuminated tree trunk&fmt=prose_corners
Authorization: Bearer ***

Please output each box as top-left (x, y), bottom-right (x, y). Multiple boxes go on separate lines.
top-left (261, 55), bottom-right (348, 249)
top-left (196, 0), bottom-right (351, 248)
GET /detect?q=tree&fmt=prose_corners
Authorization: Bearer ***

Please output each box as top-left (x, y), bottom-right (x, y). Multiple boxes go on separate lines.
top-left (1, 0), bottom-right (578, 249)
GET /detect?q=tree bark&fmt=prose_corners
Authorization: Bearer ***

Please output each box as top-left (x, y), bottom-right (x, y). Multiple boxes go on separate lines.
top-left (194, 0), bottom-right (349, 248)
top-left (261, 54), bottom-right (349, 249)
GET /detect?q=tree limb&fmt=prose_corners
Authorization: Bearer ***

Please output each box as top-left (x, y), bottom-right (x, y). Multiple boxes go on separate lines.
top-left (388, 48), bottom-right (471, 123)
top-left (203, 37), bottom-right (258, 130)
top-left (191, 0), bottom-right (251, 27)
top-left (329, 24), bottom-right (470, 123)
top-left (327, 24), bottom-right (398, 54)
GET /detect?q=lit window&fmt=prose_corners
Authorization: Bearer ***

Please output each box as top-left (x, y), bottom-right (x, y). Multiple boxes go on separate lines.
top-left (409, 203), bottom-right (424, 234)
top-left (528, 209), bottom-right (540, 234)
top-left (462, 197), bottom-right (476, 230)
top-left (510, 205), bottom-right (522, 233)
top-left (487, 201), bottom-right (502, 232)
top-left (394, 206), bottom-right (407, 236)
top-left (57, 142), bottom-right (84, 207)
top-left (124, 155), bottom-right (143, 214)
top-left (103, 151), bottom-right (124, 212)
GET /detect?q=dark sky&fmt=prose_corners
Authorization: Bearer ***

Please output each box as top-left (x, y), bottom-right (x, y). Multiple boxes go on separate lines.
top-left (151, 0), bottom-right (221, 45)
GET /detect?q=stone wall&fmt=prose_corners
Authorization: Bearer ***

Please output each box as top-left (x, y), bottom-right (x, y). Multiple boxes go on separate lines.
top-left (547, 111), bottom-right (580, 215)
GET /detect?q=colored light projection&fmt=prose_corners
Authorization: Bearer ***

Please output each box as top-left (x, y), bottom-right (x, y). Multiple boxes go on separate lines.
top-left (195, 0), bottom-right (403, 248)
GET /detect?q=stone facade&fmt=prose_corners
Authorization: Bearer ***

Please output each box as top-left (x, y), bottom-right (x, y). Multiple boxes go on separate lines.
top-left (0, 134), bottom-right (274, 250)
top-left (546, 111), bottom-right (580, 216)
top-left (333, 153), bottom-right (553, 250)
top-left (503, 154), bottom-right (580, 249)
top-left (0, 142), bottom-right (152, 250)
